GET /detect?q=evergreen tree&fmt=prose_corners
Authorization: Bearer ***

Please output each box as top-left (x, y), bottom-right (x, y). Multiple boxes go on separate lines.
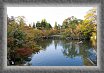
top-left (54, 22), bottom-right (58, 29)
top-left (33, 22), bottom-right (35, 28)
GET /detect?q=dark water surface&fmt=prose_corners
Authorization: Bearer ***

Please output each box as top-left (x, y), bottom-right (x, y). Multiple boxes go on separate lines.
top-left (28, 39), bottom-right (97, 66)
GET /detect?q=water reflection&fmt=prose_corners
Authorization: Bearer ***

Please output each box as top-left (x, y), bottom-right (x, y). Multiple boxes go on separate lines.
top-left (36, 39), bottom-right (52, 50)
top-left (7, 39), bottom-right (96, 66)
top-left (28, 39), bottom-right (97, 66)
top-left (62, 42), bottom-right (79, 58)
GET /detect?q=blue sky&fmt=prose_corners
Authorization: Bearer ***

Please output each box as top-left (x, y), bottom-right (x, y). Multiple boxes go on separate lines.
top-left (7, 7), bottom-right (94, 27)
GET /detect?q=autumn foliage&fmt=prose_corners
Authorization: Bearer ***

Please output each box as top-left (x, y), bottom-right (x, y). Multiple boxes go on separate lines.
top-left (15, 48), bottom-right (32, 57)
top-left (7, 8), bottom-right (97, 65)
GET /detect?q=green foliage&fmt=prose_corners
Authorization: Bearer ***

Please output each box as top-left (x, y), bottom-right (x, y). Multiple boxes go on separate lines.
top-left (54, 22), bottom-right (58, 29)
top-left (45, 23), bottom-right (52, 29)
top-left (61, 8), bottom-right (97, 40)
top-left (7, 8), bottom-right (97, 65)
top-left (7, 16), bottom-right (42, 65)
top-left (33, 22), bottom-right (35, 28)
top-left (62, 16), bottom-right (82, 29)
top-left (36, 19), bottom-right (52, 29)
top-left (15, 16), bottom-right (26, 29)
top-left (36, 21), bottom-right (41, 29)
top-left (84, 8), bottom-right (97, 24)
top-left (41, 19), bottom-right (47, 28)
top-left (62, 28), bottom-right (71, 37)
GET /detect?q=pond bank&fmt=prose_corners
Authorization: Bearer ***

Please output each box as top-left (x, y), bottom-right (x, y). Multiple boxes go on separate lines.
top-left (41, 35), bottom-right (90, 40)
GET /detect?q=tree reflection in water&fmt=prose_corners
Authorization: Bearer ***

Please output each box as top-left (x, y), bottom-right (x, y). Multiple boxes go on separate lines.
top-left (37, 39), bottom-right (97, 66)
top-left (62, 42), bottom-right (78, 58)
top-left (13, 39), bottom-right (97, 66)
top-left (60, 40), bottom-right (97, 66)
top-left (36, 39), bottom-right (53, 51)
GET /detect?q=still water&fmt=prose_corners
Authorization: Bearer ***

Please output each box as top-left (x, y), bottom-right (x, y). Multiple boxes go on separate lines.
top-left (28, 39), bottom-right (97, 66)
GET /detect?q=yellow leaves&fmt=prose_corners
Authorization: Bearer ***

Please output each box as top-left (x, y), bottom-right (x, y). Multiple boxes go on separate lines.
top-left (84, 13), bottom-right (95, 19)
top-left (84, 8), bottom-right (97, 24)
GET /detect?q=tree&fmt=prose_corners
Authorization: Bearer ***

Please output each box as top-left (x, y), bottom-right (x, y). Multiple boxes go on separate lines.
top-left (84, 8), bottom-right (97, 39)
top-left (62, 16), bottom-right (82, 29)
top-left (36, 19), bottom-right (52, 30)
top-left (57, 24), bottom-right (61, 30)
top-left (29, 24), bottom-right (31, 27)
top-left (41, 19), bottom-right (47, 28)
top-left (84, 8), bottom-right (97, 24)
top-left (62, 19), bottom-right (68, 29)
top-left (15, 16), bottom-right (26, 28)
top-left (54, 22), bottom-right (58, 29)
top-left (7, 16), bottom-right (15, 25)
top-left (36, 21), bottom-right (41, 29)
top-left (7, 16), bottom-right (19, 37)
top-left (33, 22), bottom-right (35, 28)
top-left (45, 23), bottom-right (52, 29)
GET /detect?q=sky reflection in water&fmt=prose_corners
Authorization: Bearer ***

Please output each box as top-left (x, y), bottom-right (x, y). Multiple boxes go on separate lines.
top-left (29, 40), bottom-right (97, 66)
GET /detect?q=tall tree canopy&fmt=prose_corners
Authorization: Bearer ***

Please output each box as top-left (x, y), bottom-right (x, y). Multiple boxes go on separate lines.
top-left (36, 19), bottom-right (52, 30)
top-left (33, 22), bottom-right (35, 28)
top-left (84, 8), bottom-right (97, 24)
top-left (84, 8), bottom-right (97, 39)
top-left (54, 22), bottom-right (58, 29)
top-left (62, 16), bottom-right (82, 29)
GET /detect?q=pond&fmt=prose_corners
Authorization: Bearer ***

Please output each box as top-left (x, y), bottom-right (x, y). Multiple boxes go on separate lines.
top-left (26, 39), bottom-right (97, 66)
